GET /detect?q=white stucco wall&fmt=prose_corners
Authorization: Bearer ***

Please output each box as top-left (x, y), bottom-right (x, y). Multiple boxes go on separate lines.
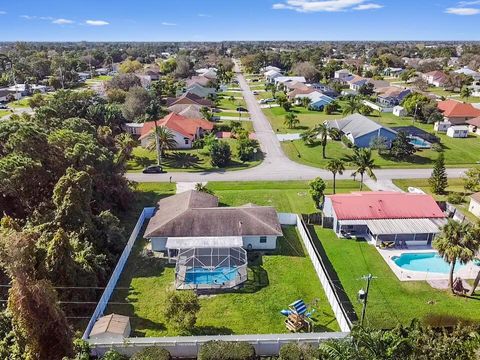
top-left (243, 236), bottom-right (277, 250)
top-left (469, 198), bottom-right (480, 218)
top-left (140, 129), bottom-right (193, 149)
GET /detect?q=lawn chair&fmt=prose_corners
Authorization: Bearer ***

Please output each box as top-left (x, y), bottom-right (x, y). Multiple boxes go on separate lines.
top-left (453, 277), bottom-right (468, 295)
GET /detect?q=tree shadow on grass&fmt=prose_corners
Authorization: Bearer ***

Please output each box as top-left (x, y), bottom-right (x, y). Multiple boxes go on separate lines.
top-left (165, 152), bottom-right (204, 169)
top-left (133, 156), bottom-right (154, 168)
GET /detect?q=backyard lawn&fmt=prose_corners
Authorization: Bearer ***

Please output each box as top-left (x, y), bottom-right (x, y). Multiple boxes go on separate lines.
top-left (9, 97), bottom-right (31, 108)
top-left (313, 226), bottom-right (480, 328)
top-left (0, 110), bottom-right (10, 118)
top-left (108, 226), bottom-right (340, 336)
top-left (281, 111), bottom-right (480, 169)
top-left (393, 178), bottom-right (478, 223)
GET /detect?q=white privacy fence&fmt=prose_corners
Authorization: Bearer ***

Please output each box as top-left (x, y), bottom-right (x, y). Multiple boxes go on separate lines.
top-left (82, 207), bottom-right (156, 340)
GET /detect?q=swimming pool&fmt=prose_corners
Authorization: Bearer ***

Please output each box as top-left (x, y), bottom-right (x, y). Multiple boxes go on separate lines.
top-left (392, 252), bottom-right (466, 274)
top-left (409, 136), bottom-right (431, 149)
top-left (184, 267), bottom-right (238, 285)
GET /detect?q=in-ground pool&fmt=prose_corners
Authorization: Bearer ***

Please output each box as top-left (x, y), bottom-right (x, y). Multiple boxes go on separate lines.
top-left (184, 267), bottom-right (238, 285)
top-left (409, 136), bottom-right (431, 149)
top-left (392, 252), bottom-right (466, 274)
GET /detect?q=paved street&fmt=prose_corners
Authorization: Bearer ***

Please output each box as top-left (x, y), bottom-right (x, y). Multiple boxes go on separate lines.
top-left (126, 61), bottom-right (468, 184)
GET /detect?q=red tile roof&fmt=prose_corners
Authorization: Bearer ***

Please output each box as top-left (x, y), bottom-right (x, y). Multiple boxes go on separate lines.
top-left (438, 99), bottom-right (480, 118)
top-left (328, 192), bottom-right (445, 220)
top-left (466, 116), bottom-right (480, 127)
top-left (140, 113), bottom-right (213, 140)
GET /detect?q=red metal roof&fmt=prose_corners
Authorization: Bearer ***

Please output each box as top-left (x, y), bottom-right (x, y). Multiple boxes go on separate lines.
top-left (438, 100), bottom-right (480, 118)
top-left (140, 113), bottom-right (213, 140)
top-left (328, 192), bottom-right (445, 220)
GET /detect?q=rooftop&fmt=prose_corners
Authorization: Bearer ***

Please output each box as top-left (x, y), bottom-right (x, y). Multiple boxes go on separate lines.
top-left (438, 99), bottom-right (480, 118)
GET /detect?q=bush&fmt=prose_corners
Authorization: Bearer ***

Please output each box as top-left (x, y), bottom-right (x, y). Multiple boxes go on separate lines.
top-left (279, 343), bottom-right (318, 360)
top-left (431, 142), bottom-right (443, 152)
top-left (101, 349), bottom-right (128, 360)
top-left (447, 193), bottom-right (463, 205)
top-left (341, 135), bottom-right (353, 148)
top-left (210, 141), bottom-right (231, 167)
top-left (131, 347), bottom-right (172, 360)
top-left (163, 290), bottom-right (200, 333)
top-left (198, 341), bottom-right (256, 360)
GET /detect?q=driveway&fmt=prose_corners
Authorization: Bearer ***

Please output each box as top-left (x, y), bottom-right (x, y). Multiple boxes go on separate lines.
top-left (126, 60), bottom-right (468, 184)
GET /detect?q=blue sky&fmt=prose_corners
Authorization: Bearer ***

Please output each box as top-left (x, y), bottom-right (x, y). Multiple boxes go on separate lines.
top-left (0, 0), bottom-right (479, 41)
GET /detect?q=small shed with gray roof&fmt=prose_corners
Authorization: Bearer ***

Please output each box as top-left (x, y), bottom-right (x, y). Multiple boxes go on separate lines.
top-left (90, 314), bottom-right (130, 341)
top-left (327, 114), bottom-right (397, 148)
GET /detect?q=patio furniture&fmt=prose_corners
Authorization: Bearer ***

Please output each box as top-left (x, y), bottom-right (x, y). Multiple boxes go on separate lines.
top-left (453, 277), bottom-right (468, 295)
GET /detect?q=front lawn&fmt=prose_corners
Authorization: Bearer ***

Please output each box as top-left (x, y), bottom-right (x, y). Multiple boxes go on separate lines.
top-left (0, 110), bottom-right (11, 118)
top-left (108, 225), bottom-right (339, 337)
top-left (127, 139), bottom-right (261, 173)
top-left (218, 96), bottom-right (247, 111)
top-left (313, 226), bottom-right (480, 328)
top-left (9, 98), bottom-right (31, 108)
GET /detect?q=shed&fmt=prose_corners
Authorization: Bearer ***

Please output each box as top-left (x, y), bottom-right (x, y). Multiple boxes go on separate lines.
top-left (446, 125), bottom-right (469, 138)
top-left (90, 314), bottom-right (130, 341)
top-left (468, 193), bottom-right (480, 218)
top-left (393, 106), bottom-right (406, 117)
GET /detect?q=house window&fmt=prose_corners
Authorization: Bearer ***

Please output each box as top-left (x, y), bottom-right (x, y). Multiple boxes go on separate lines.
top-left (260, 236), bottom-right (267, 243)
top-left (184, 138), bottom-right (189, 145)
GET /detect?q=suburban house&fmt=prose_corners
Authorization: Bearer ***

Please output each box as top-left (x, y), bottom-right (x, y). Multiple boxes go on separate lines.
top-left (437, 99), bottom-right (480, 125)
top-left (168, 103), bottom-right (205, 119)
top-left (90, 314), bottom-right (131, 341)
top-left (294, 91), bottom-right (334, 111)
top-left (284, 81), bottom-right (310, 92)
top-left (345, 76), bottom-right (389, 92)
top-left (139, 113), bottom-right (213, 149)
top-left (375, 86), bottom-right (411, 107)
top-left (263, 65), bottom-right (281, 73)
top-left (446, 125), bottom-right (469, 138)
top-left (322, 192), bottom-right (447, 246)
top-left (454, 66), bottom-right (480, 81)
top-left (422, 70), bottom-right (448, 87)
top-left (186, 76), bottom-right (213, 88)
top-left (383, 67), bottom-right (405, 77)
top-left (7, 83), bottom-right (47, 96)
top-left (466, 116), bottom-right (480, 135)
top-left (309, 82), bottom-right (338, 98)
top-left (143, 191), bottom-right (283, 290)
top-left (326, 114), bottom-right (397, 148)
top-left (287, 87), bottom-right (317, 101)
top-left (468, 193), bottom-right (480, 218)
top-left (274, 76), bottom-right (306, 89)
top-left (185, 83), bottom-right (216, 98)
top-left (334, 69), bottom-right (351, 80)
top-left (195, 68), bottom-right (217, 81)
top-left (166, 92), bottom-right (214, 108)
top-left (265, 70), bottom-right (282, 83)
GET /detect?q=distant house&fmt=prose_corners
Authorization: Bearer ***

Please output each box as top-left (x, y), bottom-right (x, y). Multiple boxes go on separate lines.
top-left (185, 83), bottom-right (216, 98)
top-left (287, 87), bottom-right (317, 101)
top-left (469, 193), bottom-right (480, 218)
top-left (265, 70), bottom-right (282, 83)
top-left (295, 91), bottom-right (334, 111)
top-left (168, 103), bottom-right (205, 119)
top-left (166, 92), bottom-right (214, 108)
top-left (422, 70), bottom-right (448, 87)
top-left (123, 122), bottom-right (143, 136)
top-left (309, 83), bottom-right (338, 98)
top-left (334, 69), bottom-right (351, 80)
top-left (383, 67), bottom-right (404, 77)
top-left (274, 76), bottom-right (306, 89)
top-left (446, 125), bottom-right (469, 138)
top-left (195, 68), bottom-right (217, 81)
top-left (466, 116), bottom-right (480, 135)
top-left (95, 67), bottom-right (109, 76)
top-left (89, 314), bottom-right (130, 341)
top-left (375, 86), bottom-right (411, 107)
top-left (284, 81), bottom-right (309, 92)
top-left (454, 66), bottom-right (480, 81)
top-left (323, 191), bottom-right (446, 246)
top-left (142, 67), bottom-right (161, 81)
top-left (7, 84), bottom-right (47, 96)
top-left (263, 65), bottom-right (281, 73)
top-left (437, 99), bottom-right (480, 124)
top-left (139, 113), bottom-right (213, 149)
top-left (326, 114), bottom-right (397, 148)
top-left (186, 76), bottom-right (213, 88)
top-left (393, 106), bottom-right (407, 117)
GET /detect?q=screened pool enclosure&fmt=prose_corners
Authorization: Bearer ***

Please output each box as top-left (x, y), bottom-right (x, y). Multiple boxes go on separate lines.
top-left (170, 237), bottom-right (248, 290)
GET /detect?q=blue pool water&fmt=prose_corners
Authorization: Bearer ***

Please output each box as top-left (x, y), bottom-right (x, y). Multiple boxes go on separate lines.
top-left (392, 252), bottom-right (466, 274)
top-left (409, 136), bottom-right (431, 148)
top-left (185, 267), bottom-right (238, 285)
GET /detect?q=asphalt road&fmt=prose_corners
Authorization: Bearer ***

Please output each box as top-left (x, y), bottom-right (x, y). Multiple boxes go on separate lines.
top-left (126, 61), bottom-right (468, 183)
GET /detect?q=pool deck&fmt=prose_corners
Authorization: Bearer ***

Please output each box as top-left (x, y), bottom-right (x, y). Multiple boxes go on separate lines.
top-left (376, 247), bottom-right (480, 282)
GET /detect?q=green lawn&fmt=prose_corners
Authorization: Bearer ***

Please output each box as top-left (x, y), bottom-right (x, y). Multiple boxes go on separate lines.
top-left (218, 111), bottom-right (250, 119)
top-left (393, 178), bottom-right (478, 223)
top-left (206, 180), bottom-right (362, 214)
top-left (218, 96), bottom-right (247, 111)
top-left (86, 75), bottom-right (112, 84)
top-left (280, 111), bottom-right (480, 169)
top-left (109, 226), bottom-right (340, 337)
top-left (313, 226), bottom-right (480, 328)
top-left (9, 98), bottom-right (31, 108)
top-left (426, 87), bottom-right (480, 103)
top-left (127, 139), bottom-right (261, 173)
top-left (0, 110), bottom-right (10, 118)
top-left (215, 120), bottom-right (254, 132)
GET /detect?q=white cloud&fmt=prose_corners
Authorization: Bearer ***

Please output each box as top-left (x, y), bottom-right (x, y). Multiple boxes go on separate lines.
top-left (0, 11), bottom-right (6, 15)
top-left (445, 7), bottom-right (480, 15)
top-left (162, 22), bottom-right (177, 26)
top-left (52, 18), bottom-right (74, 25)
top-left (272, 0), bottom-right (383, 12)
top-left (353, 3), bottom-right (383, 10)
top-left (198, 13), bottom-right (212, 17)
top-left (85, 19), bottom-right (109, 26)
top-left (459, 0), bottom-right (480, 5)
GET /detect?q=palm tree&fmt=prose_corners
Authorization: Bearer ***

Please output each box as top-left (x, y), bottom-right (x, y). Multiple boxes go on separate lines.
top-left (284, 112), bottom-right (299, 129)
top-left (460, 86), bottom-right (472, 101)
top-left (468, 225), bottom-right (480, 296)
top-left (194, 183), bottom-right (214, 195)
top-left (342, 96), bottom-right (361, 115)
top-left (114, 133), bottom-right (136, 166)
top-left (308, 123), bottom-right (339, 159)
top-left (433, 220), bottom-right (478, 293)
top-left (326, 159), bottom-right (345, 194)
top-left (301, 96), bottom-right (312, 109)
top-left (344, 148), bottom-right (378, 190)
top-left (146, 126), bottom-right (177, 165)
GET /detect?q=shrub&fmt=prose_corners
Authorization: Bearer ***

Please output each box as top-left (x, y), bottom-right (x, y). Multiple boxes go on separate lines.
top-left (131, 347), bottom-right (172, 360)
top-left (341, 135), bottom-right (353, 148)
top-left (101, 349), bottom-right (128, 360)
top-left (198, 341), bottom-right (256, 360)
top-left (279, 343), bottom-right (318, 360)
top-left (163, 290), bottom-right (200, 333)
top-left (210, 141), bottom-right (231, 167)
top-left (431, 142), bottom-right (443, 152)
top-left (447, 193), bottom-right (463, 205)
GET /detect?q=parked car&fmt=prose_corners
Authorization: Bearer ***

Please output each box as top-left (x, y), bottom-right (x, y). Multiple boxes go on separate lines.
top-left (0, 104), bottom-right (8, 110)
top-left (251, 79), bottom-right (259, 82)
top-left (236, 107), bottom-right (248, 112)
top-left (258, 99), bottom-right (266, 104)
top-left (142, 165), bottom-right (165, 174)
top-left (265, 98), bottom-right (275, 103)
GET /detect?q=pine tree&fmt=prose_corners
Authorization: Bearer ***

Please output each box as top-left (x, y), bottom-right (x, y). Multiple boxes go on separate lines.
top-left (429, 153), bottom-right (448, 194)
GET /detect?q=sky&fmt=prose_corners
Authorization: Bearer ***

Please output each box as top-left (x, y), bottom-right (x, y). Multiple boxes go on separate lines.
top-left (0, 0), bottom-right (480, 41)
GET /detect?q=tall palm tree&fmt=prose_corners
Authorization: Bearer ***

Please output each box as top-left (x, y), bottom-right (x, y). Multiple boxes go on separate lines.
top-left (433, 220), bottom-right (478, 293)
top-left (301, 96), bottom-right (312, 109)
top-left (460, 86), bottom-right (472, 101)
top-left (114, 133), bottom-right (137, 166)
top-left (308, 123), bottom-right (339, 159)
top-left (326, 159), bottom-right (345, 194)
top-left (468, 225), bottom-right (480, 296)
top-left (146, 126), bottom-right (177, 165)
top-left (343, 96), bottom-right (361, 115)
top-left (284, 112), bottom-right (299, 129)
top-left (344, 148), bottom-right (378, 190)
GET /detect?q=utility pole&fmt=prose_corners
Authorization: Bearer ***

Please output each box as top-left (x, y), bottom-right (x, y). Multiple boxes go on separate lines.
top-left (358, 274), bottom-right (375, 326)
